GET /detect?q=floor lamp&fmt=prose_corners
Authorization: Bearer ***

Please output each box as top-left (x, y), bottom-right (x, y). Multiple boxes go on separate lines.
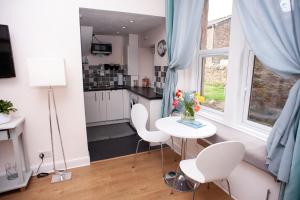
top-left (27, 58), bottom-right (72, 183)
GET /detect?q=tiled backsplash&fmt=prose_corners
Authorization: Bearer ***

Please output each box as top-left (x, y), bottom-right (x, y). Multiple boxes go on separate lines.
top-left (154, 65), bottom-right (168, 94)
top-left (83, 64), bottom-right (168, 94)
top-left (82, 64), bottom-right (125, 89)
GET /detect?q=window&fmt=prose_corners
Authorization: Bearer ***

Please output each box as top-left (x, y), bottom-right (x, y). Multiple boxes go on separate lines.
top-left (193, 0), bottom-right (298, 139)
top-left (199, 0), bottom-right (232, 112)
top-left (244, 56), bottom-right (298, 127)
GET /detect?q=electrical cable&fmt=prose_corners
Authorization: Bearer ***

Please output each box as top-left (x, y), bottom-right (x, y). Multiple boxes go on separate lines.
top-left (36, 154), bottom-right (49, 178)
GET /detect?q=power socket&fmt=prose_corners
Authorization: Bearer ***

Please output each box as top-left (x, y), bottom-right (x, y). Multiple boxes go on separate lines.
top-left (38, 150), bottom-right (52, 159)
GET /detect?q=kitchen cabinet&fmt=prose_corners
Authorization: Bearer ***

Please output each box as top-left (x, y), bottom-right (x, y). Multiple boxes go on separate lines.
top-left (124, 34), bottom-right (139, 76)
top-left (84, 91), bottom-right (100, 123)
top-left (106, 90), bottom-right (124, 120)
top-left (80, 26), bottom-right (93, 56)
top-left (138, 96), bottom-right (162, 131)
top-left (127, 45), bottom-right (139, 75)
top-left (84, 90), bottom-right (124, 124)
top-left (99, 91), bottom-right (107, 121)
top-left (123, 89), bottom-right (130, 119)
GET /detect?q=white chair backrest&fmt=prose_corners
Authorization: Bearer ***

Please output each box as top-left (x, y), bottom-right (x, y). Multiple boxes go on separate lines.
top-left (131, 104), bottom-right (148, 137)
top-left (195, 141), bottom-right (245, 182)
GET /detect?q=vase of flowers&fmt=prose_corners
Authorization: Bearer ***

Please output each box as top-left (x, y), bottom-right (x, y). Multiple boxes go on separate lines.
top-left (172, 90), bottom-right (205, 121)
top-left (0, 100), bottom-right (17, 124)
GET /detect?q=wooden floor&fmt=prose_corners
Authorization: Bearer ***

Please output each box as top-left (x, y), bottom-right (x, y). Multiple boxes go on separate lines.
top-left (0, 148), bottom-right (228, 200)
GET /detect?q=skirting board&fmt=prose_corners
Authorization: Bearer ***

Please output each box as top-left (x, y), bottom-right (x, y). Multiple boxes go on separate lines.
top-left (30, 156), bottom-right (90, 176)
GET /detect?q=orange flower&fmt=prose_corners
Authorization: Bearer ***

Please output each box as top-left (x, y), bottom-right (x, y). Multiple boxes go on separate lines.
top-left (194, 104), bottom-right (200, 112)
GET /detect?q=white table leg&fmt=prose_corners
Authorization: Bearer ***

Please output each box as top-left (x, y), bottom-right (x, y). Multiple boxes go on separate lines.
top-left (20, 134), bottom-right (30, 172)
top-left (166, 137), bottom-right (193, 192)
top-left (180, 138), bottom-right (184, 159)
top-left (12, 134), bottom-right (24, 184)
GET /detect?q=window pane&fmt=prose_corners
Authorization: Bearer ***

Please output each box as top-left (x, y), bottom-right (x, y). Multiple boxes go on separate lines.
top-left (200, 0), bottom-right (232, 50)
top-left (201, 55), bottom-right (228, 111)
top-left (248, 57), bottom-right (297, 126)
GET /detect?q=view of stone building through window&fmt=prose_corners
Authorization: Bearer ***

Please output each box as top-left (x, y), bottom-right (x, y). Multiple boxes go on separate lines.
top-left (201, 16), bottom-right (231, 50)
top-left (201, 56), bottom-right (228, 111)
top-left (248, 57), bottom-right (297, 126)
top-left (199, 0), bottom-right (232, 112)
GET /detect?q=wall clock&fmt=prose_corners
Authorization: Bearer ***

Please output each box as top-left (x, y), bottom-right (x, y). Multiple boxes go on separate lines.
top-left (157, 39), bottom-right (167, 57)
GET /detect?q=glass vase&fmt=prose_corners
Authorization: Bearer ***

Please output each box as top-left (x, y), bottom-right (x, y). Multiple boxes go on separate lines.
top-left (181, 108), bottom-right (195, 121)
top-left (5, 162), bottom-right (18, 180)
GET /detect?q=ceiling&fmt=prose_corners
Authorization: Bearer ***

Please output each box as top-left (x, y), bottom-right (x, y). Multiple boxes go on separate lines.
top-left (80, 8), bottom-right (165, 35)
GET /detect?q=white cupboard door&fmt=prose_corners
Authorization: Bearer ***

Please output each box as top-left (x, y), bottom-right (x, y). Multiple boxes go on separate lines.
top-left (84, 92), bottom-right (100, 123)
top-left (106, 90), bottom-right (124, 120)
top-left (99, 91), bottom-right (107, 121)
top-left (123, 89), bottom-right (130, 119)
top-left (127, 45), bottom-right (139, 75)
top-left (80, 26), bottom-right (93, 56)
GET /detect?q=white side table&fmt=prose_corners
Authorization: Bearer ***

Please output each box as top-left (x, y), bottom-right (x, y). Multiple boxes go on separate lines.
top-left (0, 116), bottom-right (32, 193)
top-left (155, 116), bottom-right (216, 192)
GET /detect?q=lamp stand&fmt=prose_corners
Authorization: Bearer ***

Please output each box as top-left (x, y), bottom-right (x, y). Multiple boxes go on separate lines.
top-left (47, 87), bottom-right (72, 183)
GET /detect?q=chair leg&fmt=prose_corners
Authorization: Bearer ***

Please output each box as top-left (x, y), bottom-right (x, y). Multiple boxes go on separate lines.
top-left (171, 136), bottom-right (176, 162)
top-left (132, 139), bottom-right (143, 168)
top-left (170, 165), bottom-right (180, 194)
top-left (226, 179), bottom-right (232, 199)
top-left (160, 142), bottom-right (164, 177)
top-left (192, 183), bottom-right (200, 200)
top-left (148, 142), bottom-right (151, 153)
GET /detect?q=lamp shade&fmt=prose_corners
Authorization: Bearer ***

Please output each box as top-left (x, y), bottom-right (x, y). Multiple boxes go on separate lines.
top-left (27, 58), bottom-right (66, 87)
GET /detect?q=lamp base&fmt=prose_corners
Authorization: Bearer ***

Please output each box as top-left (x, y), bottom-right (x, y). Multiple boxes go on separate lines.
top-left (51, 171), bottom-right (72, 183)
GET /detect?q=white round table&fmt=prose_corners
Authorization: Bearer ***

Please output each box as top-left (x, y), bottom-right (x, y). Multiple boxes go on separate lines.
top-left (155, 116), bottom-right (216, 139)
top-left (155, 116), bottom-right (217, 192)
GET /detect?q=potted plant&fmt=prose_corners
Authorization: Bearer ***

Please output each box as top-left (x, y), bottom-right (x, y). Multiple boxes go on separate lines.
top-left (0, 99), bottom-right (17, 124)
top-left (172, 90), bottom-right (205, 121)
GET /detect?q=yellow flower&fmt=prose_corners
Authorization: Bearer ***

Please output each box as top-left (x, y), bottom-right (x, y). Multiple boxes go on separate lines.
top-left (194, 93), bottom-right (205, 103)
top-left (198, 96), bottom-right (205, 103)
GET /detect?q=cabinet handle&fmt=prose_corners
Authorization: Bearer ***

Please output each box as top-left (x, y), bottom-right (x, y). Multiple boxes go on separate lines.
top-left (102, 92), bottom-right (103, 101)
top-left (94, 93), bottom-right (97, 101)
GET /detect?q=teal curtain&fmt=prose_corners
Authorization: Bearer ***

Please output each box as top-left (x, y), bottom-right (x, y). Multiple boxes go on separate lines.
top-left (161, 0), bottom-right (204, 117)
top-left (283, 107), bottom-right (300, 199)
top-left (237, 0), bottom-right (300, 199)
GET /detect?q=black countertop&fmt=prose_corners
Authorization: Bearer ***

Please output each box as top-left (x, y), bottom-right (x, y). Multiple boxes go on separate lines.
top-left (127, 87), bottom-right (163, 100)
top-left (84, 86), bottom-right (163, 100)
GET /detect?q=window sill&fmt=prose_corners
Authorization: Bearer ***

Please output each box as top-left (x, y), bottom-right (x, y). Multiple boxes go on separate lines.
top-left (197, 110), bottom-right (269, 141)
top-left (197, 109), bottom-right (224, 124)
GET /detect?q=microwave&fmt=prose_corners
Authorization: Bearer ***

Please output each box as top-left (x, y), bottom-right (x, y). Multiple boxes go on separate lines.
top-left (91, 43), bottom-right (112, 55)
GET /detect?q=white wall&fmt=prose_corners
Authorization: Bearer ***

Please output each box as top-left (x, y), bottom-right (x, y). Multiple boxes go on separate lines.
top-left (0, 0), bottom-right (165, 174)
top-left (138, 23), bottom-right (167, 87)
top-left (140, 23), bottom-right (167, 67)
top-left (85, 35), bottom-right (125, 65)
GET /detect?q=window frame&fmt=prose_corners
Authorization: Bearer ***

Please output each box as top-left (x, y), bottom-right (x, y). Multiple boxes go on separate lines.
top-left (241, 50), bottom-right (272, 134)
top-left (193, 0), bottom-right (287, 141)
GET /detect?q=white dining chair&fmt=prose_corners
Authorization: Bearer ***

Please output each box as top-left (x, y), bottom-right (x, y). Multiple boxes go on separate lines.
top-left (131, 103), bottom-right (173, 176)
top-left (171, 141), bottom-right (245, 200)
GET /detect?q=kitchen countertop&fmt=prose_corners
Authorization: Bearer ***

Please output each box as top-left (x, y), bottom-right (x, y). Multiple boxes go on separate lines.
top-left (84, 86), bottom-right (163, 100)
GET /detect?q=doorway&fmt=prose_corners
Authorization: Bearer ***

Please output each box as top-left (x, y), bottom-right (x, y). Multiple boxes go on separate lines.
top-left (79, 8), bottom-right (165, 161)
